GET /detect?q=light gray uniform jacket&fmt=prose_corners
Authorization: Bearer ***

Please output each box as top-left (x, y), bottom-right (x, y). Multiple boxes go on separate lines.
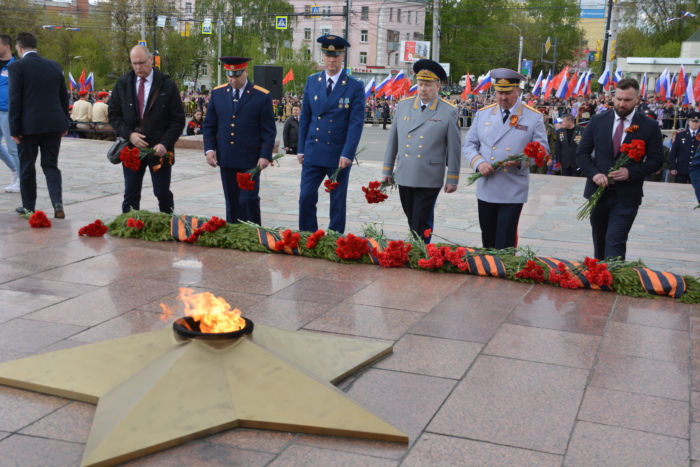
top-left (382, 96), bottom-right (461, 187)
top-left (462, 99), bottom-right (549, 203)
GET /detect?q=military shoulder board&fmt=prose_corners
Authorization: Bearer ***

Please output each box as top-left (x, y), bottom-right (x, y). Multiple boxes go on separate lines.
top-left (253, 85), bottom-right (270, 94)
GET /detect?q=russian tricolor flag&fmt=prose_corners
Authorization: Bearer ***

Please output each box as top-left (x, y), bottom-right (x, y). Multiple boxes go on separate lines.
top-left (684, 73), bottom-right (695, 107)
top-left (68, 72), bottom-right (77, 90)
top-left (407, 84), bottom-right (417, 96)
top-left (473, 72), bottom-right (492, 94)
top-left (640, 72), bottom-right (647, 97)
top-left (375, 73), bottom-right (392, 97)
top-left (85, 72), bottom-right (94, 92)
top-left (364, 78), bottom-right (375, 101)
top-left (597, 66), bottom-right (610, 89)
top-left (531, 70), bottom-right (543, 97)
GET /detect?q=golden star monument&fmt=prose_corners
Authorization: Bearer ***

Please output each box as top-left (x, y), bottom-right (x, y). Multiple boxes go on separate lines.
top-left (0, 322), bottom-right (408, 466)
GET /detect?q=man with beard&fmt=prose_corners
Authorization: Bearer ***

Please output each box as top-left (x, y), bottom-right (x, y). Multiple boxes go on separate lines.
top-left (575, 78), bottom-right (664, 260)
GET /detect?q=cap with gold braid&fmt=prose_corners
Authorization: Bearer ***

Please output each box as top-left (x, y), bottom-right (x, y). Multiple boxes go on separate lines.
top-left (490, 68), bottom-right (526, 92)
top-left (317, 34), bottom-right (351, 57)
top-left (220, 57), bottom-right (251, 77)
top-left (413, 59), bottom-right (447, 82)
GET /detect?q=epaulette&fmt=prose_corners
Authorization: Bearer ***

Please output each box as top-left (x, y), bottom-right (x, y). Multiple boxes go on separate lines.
top-left (253, 84), bottom-right (270, 94)
top-left (399, 95), bottom-right (414, 102)
top-left (522, 103), bottom-right (539, 113)
top-left (479, 103), bottom-right (497, 111)
top-left (440, 98), bottom-right (456, 107)
top-left (213, 83), bottom-right (228, 90)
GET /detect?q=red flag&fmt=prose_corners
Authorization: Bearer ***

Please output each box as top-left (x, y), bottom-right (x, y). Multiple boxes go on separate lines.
top-left (78, 68), bottom-right (86, 91)
top-left (564, 70), bottom-right (578, 99)
top-left (675, 65), bottom-right (687, 98)
top-left (546, 66), bottom-right (568, 98)
top-left (693, 71), bottom-right (700, 103)
top-left (282, 68), bottom-right (294, 85)
top-left (461, 72), bottom-right (471, 100)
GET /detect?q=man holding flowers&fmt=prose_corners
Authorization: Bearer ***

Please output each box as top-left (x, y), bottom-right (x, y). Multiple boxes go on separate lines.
top-left (462, 68), bottom-right (549, 249)
top-left (575, 78), bottom-right (663, 260)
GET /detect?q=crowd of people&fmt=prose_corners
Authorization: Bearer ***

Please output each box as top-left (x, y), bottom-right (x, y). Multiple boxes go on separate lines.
top-left (2, 31), bottom-right (699, 264)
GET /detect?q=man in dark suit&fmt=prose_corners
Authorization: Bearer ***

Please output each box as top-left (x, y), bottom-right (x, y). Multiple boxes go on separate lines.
top-left (669, 111), bottom-right (700, 184)
top-left (381, 99), bottom-right (390, 130)
top-left (202, 57), bottom-right (276, 224)
top-left (297, 35), bottom-right (365, 233)
top-left (109, 45), bottom-right (185, 214)
top-left (8, 32), bottom-right (69, 218)
top-left (575, 78), bottom-right (664, 260)
top-left (555, 114), bottom-right (584, 177)
top-left (283, 104), bottom-right (300, 155)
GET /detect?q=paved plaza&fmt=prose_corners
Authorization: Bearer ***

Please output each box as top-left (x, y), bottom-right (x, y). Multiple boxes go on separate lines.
top-left (0, 125), bottom-right (698, 465)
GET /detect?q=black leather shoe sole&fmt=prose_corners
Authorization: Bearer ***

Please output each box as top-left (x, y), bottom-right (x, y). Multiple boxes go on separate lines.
top-left (54, 206), bottom-right (65, 219)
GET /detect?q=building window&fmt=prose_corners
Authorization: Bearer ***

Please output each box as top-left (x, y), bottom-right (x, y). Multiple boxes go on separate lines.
top-left (306, 48), bottom-right (311, 58)
top-left (397, 9), bottom-right (402, 22)
top-left (185, 2), bottom-right (191, 13)
top-left (200, 64), bottom-right (207, 76)
top-left (360, 52), bottom-right (367, 65)
top-left (321, 27), bottom-right (331, 36)
top-left (395, 53), bottom-right (398, 65)
top-left (407, 11), bottom-right (411, 24)
top-left (406, 33), bottom-right (410, 40)
top-left (389, 8), bottom-right (393, 21)
top-left (342, 29), bottom-right (346, 37)
top-left (343, 6), bottom-right (347, 15)
top-left (361, 30), bottom-right (368, 42)
top-left (415, 12), bottom-right (419, 24)
top-left (322, 6), bottom-right (331, 18)
top-left (361, 6), bottom-right (369, 20)
top-left (304, 28), bottom-right (311, 40)
top-left (414, 32), bottom-right (424, 41)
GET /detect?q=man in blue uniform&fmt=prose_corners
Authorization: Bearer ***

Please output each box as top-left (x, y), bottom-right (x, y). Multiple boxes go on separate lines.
top-left (297, 35), bottom-right (365, 233)
top-left (670, 111), bottom-right (700, 184)
top-left (202, 57), bottom-right (276, 224)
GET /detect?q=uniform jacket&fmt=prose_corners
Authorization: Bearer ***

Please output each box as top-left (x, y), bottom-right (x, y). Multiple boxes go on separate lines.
top-left (382, 96), bottom-right (462, 188)
top-left (108, 68), bottom-right (185, 152)
top-left (71, 99), bottom-right (92, 122)
top-left (202, 81), bottom-right (276, 169)
top-left (575, 109), bottom-right (664, 207)
top-left (8, 52), bottom-right (69, 136)
top-left (283, 115), bottom-right (299, 148)
top-left (555, 124), bottom-right (584, 169)
top-left (297, 70), bottom-right (365, 167)
top-left (670, 128), bottom-right (699, 175)
top-left (462, 99), bottom-right (549, 203)
top-left (92, 101), bottom-right (109, 123)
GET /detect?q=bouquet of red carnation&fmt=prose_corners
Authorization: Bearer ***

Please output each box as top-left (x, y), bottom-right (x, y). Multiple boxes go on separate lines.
top-left (78, 219), bottom-right (109, 237)
top-left (335, 233), bottom-right (370, 260)
top-left (577, 139), bottom-right (646, 220)
top-left (362, 175), bottom-right (396, 204)
top-left (182, 216), bottom-right (228, 243)
top-left (324, 166), bottom-right (344, 192)
top-left (515, 260), bottom-right (546, 282)
top-left (275, 229), bottom-right (301, 251)
top-left (119, 147), bottom-right (142, 171)
top-left (466, 141), bottom-right (550, 185)
top-left (548, 262), bottom-right (580, 289)
top-left (372, 240), bottom-right (411, 268)
top-left (119, 146), bottom-right (174, 172)
top-left (417, 244), bottom-right (468, 271)
top-left (237, 153), bottom-right (285, 191)
top-left (305, 230), bottom-right (325, 249)
top-left (583, 257), bottom-right (613, 286)
top-left (28, 210), bottom-right (51, 228)
top-left (126, 217), bottom-right (144, 229)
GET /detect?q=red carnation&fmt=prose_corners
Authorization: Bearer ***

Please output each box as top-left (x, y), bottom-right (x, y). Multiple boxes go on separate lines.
top-left (126, 217), bottom-right (144, 229)
top-left (372, 240), bottom-right (412, 268)
top-left (28, 210), bottom-right (51, 228)
top-left (515, 260), bottom-right (546, 282)
top-left (119, 146), bottom-right (142, 171)
top-left (305, 230), bottom-right (325, 249)
top-left (237, 172), bottom-right (256, 191)
top-left (78, 219), bottom-right (109, 237)
top-left (335, 234), bottom-right (370, 260)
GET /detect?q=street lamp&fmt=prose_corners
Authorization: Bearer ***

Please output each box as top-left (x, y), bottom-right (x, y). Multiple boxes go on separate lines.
top-left (508, 24), bottom-right (523, 74)
top-left (69, 55), bottom-right (82, 76)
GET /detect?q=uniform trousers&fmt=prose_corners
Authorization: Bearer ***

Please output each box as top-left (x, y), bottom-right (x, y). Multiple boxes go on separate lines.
top-left (673, 174), bottom-right (690, 184)
top-left (220, 167), bottom-right (261, 224)
top-left (561, 166), bottom-right (582, 177)
top-left (398, 185), bottom-right (441, 241)
top-left (122, 159), bottom-right (173, 214)
top-left (18, 132), bottom-right (63, 211)
top-left (477, 199), bottom-right (523, 249)
top-left (691, 156), bottom-right (700, 203)
top-left (589, 188), bottom-right (639, 261)
top-left (299, 163), bottom-right (351, 233)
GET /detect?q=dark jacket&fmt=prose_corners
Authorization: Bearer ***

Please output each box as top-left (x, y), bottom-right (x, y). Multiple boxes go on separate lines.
top-left (555, 124), bottom-right (584, 169)
top-left (576, 110), bottom-right (664, 207)
top-left (283, 115), bottom-right (299, 148)
top-left (108, 68), bottom-right (185, 152)
top-left (670, 128), bottom-right (700, 175)
top-left (8, 52), bottom-right (69, 136)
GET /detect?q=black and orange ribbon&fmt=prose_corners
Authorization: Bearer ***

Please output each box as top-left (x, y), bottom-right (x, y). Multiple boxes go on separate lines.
top-left (256, 229), bottom-right (301, 255)
top-left (170, 216), bottom-right (201, 241)
top-left (536, 256), bottom-right (612, 291)
top-left (466, 255), bottom-right (507, 278)
top-left (633, 268), bottom-right (685, 298)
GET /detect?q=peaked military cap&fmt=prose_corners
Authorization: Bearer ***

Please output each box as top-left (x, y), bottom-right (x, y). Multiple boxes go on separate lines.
top-left (317, 35), bottom-right (350, 56)
top-left (688, 111), bottom-right (700, 121)
top-left (413, 59), bottom-right (447, 82)
top-left (220, 57), bottom-right (251, 77)
top-left (490, 68), bottom-right (526, 92)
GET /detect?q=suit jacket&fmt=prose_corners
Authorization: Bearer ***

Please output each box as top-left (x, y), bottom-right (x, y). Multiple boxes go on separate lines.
top-left (575, 109), bottom-right (664, 207)
top-left (8, 52), bottom-right (69, 136)
top-left (555, 125), bottom-right (584, 169)
top-left (202, 81), bottom-right (276, 169)
top-left (108, 68), bottom-right (185, 152)
top-left (670, 128), bottom-right (699, 175)
top-left (462, 100), bottom-right (549, 203)
top-left (297, 70), bottom-right (365, 167)
top-left (283, 115), bottom-right (299, 148)
top-left (382, 96), bottom-right (462, 188)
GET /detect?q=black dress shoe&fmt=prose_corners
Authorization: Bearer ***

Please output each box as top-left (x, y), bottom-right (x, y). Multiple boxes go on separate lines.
top-left (15, 206), bottom-right (29, 214)
top-left (53, 203), bottom-right (65, 219)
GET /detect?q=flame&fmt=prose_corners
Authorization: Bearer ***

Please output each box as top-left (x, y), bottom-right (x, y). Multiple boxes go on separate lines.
top-left (160, 288), bottom-right (246, 333)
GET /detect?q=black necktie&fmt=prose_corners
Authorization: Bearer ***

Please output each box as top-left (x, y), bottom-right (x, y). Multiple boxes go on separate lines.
top-left (421, 104), bottom-right (426, 112)
top-left (233, 89), bottom-right (240, 111)
top-left (502, 109), bottom-right (510, 123)
top-left (326, 78), bottom-right (333, 96)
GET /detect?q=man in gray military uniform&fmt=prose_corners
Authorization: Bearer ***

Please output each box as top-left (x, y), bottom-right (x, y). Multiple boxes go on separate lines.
top-left (462, 68), bottom-right (549, 249)
top-left (382, 59), bottom-right (461, 242)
